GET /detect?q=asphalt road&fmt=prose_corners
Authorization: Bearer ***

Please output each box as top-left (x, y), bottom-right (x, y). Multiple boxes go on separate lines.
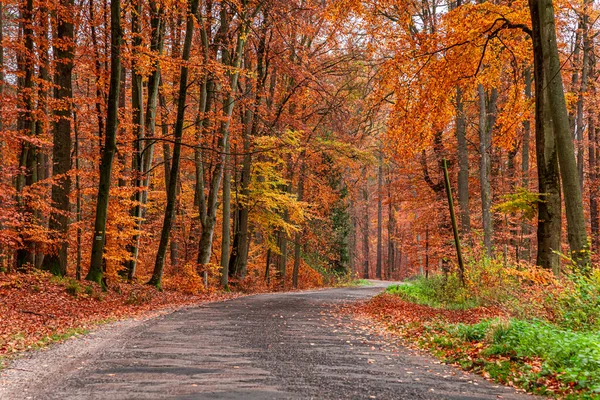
top-left (0, 281), bottom-right (532, 399)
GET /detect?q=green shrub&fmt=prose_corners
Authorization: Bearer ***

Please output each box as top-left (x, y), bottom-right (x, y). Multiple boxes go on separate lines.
top-left (65, 279), bottom-right (82, 297)
top-left (555, 273), bottom-right (600, 332)
top-left (447, 319), bottom-right (600, 392)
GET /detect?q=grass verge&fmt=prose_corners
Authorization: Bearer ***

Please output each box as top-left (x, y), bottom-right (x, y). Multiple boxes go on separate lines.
top-left (352, 269), bottom-right (600, 399)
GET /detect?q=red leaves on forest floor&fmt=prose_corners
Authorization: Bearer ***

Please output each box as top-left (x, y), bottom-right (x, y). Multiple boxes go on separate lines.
top-left (0, 271), bottom-right (239, 358)
top-left (350, 293), bottom-right (506, 328)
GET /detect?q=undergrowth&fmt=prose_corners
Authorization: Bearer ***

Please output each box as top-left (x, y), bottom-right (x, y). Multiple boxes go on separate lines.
top-left (435, 319), bottom-right (600, 396)
top-left (375, 260), bottom-right (600, 397)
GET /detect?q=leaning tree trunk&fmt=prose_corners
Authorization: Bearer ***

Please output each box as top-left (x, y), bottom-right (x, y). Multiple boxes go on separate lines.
top-left (43, 0), bottom-right (75, 276)
top-left (531, 0), bottom-right (590, 269)
top-left (87, 0), bottom-right (123, 284)
top-left (148, 0), bottom-right (199, 288)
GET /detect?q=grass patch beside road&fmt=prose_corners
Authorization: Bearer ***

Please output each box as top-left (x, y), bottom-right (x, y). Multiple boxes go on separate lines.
top-left (353, 263), bottom-right (600, 398)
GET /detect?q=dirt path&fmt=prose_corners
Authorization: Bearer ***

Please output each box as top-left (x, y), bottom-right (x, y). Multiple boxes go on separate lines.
top-left (0, 281), bottom-right (532, 399)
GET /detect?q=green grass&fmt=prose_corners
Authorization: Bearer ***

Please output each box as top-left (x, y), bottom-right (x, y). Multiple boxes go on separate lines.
top-left (334, 277), bottom-right (374, 287)
top-left (383, 269), bottom-right (600, 397)
top-left (386, 275), bottom-right (478, 310)
top-left (440, 319), bottom-right (600, 396)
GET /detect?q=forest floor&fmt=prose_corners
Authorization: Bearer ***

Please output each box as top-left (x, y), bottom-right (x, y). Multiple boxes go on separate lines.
top-left (0, 270), bottom-right (243, 364)
top-left (0, 281), bottom-right (533, 399)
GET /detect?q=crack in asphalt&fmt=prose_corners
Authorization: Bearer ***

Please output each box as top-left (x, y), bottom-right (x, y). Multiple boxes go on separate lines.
top-left (0, 281), bottom-right (533, 399)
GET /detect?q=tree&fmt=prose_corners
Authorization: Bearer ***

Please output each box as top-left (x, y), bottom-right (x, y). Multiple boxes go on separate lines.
top-left (43, 0), bottom-right (75, 276)
top-left (529, 0), bottom-right (590, 270)
top-left (149, 0), bottom-right (200, 288)
top-left (87, 0), bottom-right (123, 284)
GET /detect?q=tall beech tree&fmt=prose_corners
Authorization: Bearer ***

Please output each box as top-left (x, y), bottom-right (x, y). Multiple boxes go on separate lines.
top-left (87, 0), bottom-right (123, 284)
top-left (43, 0), bottom-right (75, 276)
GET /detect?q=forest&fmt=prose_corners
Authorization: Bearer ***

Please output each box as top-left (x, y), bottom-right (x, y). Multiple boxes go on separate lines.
top-left (1, 0), bottom-right (600, 397)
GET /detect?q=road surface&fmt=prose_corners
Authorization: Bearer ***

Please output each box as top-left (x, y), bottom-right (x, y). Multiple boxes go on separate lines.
top-left (0, 281), bottom-right (532, 399)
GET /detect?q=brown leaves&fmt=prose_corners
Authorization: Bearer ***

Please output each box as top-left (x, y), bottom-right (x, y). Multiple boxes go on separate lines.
top-left (0, 271), bottom-right (237, 357)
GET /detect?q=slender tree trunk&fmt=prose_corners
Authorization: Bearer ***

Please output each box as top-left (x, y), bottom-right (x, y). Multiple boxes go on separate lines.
top-left (456, 87), bottom-right (470, 236)
top-left (387, 169), bottom-right (395, 278)
top-left (376, 151), bottom-right (383, 279)
top-left (149, 0), bottom-right (200, 287)
top-left (74, 110), bottom-right (82, 280)
top-left (575, 2), bottom-right (591, 192)
top-left (478, 84), bottom-right (493, 258)
top-left (43, 0), bottom-right (75, 276)
top-left (15, 0), bottom-right (36, 269)
top-left (589, 120), bottom-right (598, 254)
top-left (292, 157), bottom-right (306, 288)
top-left (362, 167), bottom-right (370, 279)
top-left (123, 0), bottom-right (145, 280)
top-left (89, 0), bottom-right (105, 148)
top-left (588, 52), bottom-right (598, 254)
top-left (531, 0), bottom-right (590, 269)
top-left (220, 150), bottom-right (231, 288)
top-left (521, 68), bottom-right (532, 262)
top-left (87, 0), bottom-right (123, 284)
top-left (33, 5), bottom-right (50, 270)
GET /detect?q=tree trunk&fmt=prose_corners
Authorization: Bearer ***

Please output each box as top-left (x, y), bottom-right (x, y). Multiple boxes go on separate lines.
top-left (220, 150), bottom-right (231, 288)
top-left (530, 0), bottom-right (562, 274)
top-left (15, 0), bottom-right (37, 269)
top-left (575, 1), bottom-right (591, 193)
top-left (292, 157), bottom-right (306, 288)
top-left (362, 167), bottom-right (370, 279)
top-left (456, 87), bottom-right (470, 236)
top-left (521, 68), bottom-right (532, 262)
top-left (149, 0), bottom-right (199, 288)
top-left (589, 120), bottom-right (598, 254)
top-left (387, 168), bottom-right (395, 278)
top-left (87, 0), bottom-right (122, 284)
top-left (123, 0), bottom-right (144, 280)
top-left (74, 111), bottom-right (82, 280)
top-left (89, 0), bottom-right (105, 149)
top-left (588, 51), bottom-right (598, 254)
top-left (43, 0), bottom-right (74, 276)
top-left (531, 0), bottom-right (590, 269)
top-left (478, 84), bottom-right (493, 258)
top-left (376, 151), bottom-right (383, 279)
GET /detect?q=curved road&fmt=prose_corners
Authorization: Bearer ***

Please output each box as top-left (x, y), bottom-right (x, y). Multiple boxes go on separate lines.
top-left (0, 281), bottom-right (532, 399)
